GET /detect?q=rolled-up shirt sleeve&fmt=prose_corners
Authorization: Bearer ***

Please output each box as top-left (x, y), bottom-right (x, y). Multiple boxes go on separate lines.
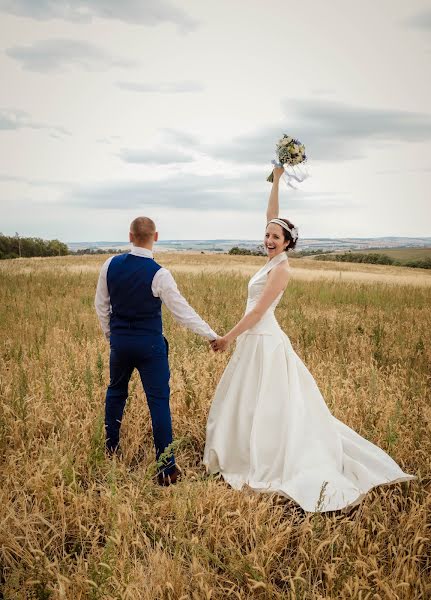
top-left (94, 257), bottom-right (113, 340)
top-left (152, 268), bottom-right (217, 340)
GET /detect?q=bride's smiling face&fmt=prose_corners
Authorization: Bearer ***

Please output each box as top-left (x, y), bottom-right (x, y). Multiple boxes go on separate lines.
top-left (264, 223), bottom-right (288, 258)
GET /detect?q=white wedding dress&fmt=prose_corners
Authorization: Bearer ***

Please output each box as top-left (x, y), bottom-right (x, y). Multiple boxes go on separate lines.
top-left (203, 252), bottom-right (414, 512)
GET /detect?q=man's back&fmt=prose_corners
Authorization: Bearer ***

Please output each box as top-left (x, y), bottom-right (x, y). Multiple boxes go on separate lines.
top-left (107, 253), bottom-right (162, 336)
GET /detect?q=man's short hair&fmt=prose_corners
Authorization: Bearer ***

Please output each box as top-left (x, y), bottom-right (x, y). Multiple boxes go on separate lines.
top-left (130, 217), bottom-right (156, 242)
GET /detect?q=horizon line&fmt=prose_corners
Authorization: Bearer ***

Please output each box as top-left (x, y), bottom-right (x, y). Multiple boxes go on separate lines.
top-left (66, 235), bottom-right (431, 244)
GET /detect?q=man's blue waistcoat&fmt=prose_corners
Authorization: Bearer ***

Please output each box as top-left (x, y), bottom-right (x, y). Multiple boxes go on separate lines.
top-left (107, 253), bottom-right (162, 335)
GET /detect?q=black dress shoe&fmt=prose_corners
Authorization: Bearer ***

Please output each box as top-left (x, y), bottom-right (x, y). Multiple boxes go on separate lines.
top-left (157, 466), bottom-right (182, 487)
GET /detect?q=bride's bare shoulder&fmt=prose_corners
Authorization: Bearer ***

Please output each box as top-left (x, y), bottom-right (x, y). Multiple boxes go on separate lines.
top-left (269, 260), bottom-right (290, 281)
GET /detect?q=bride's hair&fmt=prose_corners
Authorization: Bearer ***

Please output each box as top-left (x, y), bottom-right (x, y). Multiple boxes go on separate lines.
top-left (279, 218), bottom-right (298, 251)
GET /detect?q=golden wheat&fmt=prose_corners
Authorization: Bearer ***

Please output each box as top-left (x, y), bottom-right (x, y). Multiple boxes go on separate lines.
top-left (0, 254), bottom-right (430, 599)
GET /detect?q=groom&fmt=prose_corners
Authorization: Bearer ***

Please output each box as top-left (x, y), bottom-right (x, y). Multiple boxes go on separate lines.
top-left (95, 217), bottom-right (217, 485)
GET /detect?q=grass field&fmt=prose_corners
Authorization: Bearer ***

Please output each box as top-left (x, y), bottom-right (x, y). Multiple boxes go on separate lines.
top-left (319, 247), bottom-right (431, 266)
top-left (0, 254), bottom-right (430, 599)
top-left (352, 248), bottom-right (431, 262)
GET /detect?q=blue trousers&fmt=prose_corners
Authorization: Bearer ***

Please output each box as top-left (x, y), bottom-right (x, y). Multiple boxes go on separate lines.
top-left (105, 333), bottom-right (175, 475)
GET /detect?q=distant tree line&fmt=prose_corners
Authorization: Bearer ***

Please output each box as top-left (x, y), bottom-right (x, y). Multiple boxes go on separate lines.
top-left (228, 247), bottom-right (327, 258)
top-left (291, 249), bottom-right (326, 257)
top-left (315, 252), bottom-right (396, 265)
top-left (0, 234), bottom-right (68, 260)
top-left (314, 252), bottom-right (431, 269)
top-left (70, 248), bottom-right (124, 255)
top-left (404, 258), bottom-right (431, 269)
top-left (228, 246), bottom-right (266, 256)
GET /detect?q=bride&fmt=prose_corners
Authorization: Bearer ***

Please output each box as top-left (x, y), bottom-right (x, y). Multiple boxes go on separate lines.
top-left (203, 166), bottom-right (414, 512)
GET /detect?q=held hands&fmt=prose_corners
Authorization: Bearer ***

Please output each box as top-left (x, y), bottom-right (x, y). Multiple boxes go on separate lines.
top-left (210, 336), bottom-right (231, 352)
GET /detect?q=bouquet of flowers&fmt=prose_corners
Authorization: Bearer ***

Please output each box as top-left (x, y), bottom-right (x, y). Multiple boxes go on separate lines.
top-left (267, 134), bottom-right (308, 186)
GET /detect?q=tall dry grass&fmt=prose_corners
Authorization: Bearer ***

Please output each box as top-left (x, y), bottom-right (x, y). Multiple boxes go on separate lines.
top-left (0, 255), bottom-right (430, 599)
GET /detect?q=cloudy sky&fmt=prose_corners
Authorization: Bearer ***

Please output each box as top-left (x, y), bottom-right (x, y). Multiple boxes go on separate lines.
top-left (0, 0), bottom-right (430, 242)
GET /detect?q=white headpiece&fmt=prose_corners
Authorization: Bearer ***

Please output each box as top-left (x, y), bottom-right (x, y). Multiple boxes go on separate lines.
top-left (268, 218), bottom-right (299, 242)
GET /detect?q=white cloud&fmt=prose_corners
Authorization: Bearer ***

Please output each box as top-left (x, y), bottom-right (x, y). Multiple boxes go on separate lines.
top-left (0, 0), bottom-right (198, 32)
top-left (161, 128), bottom-right (200, 147)
top-left (0, 107), bottom-right (69, 135)
top-left (0, 173), bottom-right (69, 187)
top-left (207, 99), bottom-right (431, 164)
top-left (64, 173), bottom-right (349, 214)
top-left (6, 38), bottom-right (137, 72)
top-left (118, 148), bottom-right (195, 164)
top-left (116, 81), bottom-right (204, 94)
top-left (404, 9), bottom-right (431, 30)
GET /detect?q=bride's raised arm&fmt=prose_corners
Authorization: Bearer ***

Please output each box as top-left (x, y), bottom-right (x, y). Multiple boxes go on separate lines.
top-left (266, 166), bottom-right (285, 222)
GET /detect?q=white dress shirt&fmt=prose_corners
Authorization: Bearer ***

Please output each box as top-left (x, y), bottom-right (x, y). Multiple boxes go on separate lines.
top-left (94, 246), bottom-right (217, 341)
